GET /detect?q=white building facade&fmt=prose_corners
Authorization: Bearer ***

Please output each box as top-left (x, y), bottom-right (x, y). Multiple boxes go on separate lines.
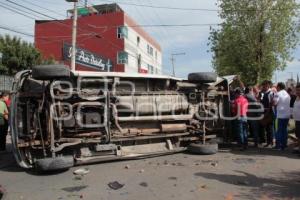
top-left (117, 14), bottom-right (162, 75)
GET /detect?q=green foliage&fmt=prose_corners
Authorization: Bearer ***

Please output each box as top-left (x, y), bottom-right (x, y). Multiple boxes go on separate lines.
top-left (0, 34), bottom-right (55, 76)
top-left (209, 0), bottom-right (300, 85)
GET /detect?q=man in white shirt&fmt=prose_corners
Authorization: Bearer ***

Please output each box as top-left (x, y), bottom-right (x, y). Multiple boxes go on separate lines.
top-left (273, 82), bottom-right (291, 150)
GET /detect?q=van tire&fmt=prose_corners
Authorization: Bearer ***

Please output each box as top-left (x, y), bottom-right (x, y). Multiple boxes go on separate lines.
top-left (188, 72), bottom-right (217, 83)
top-left (187, 143), bottom-right (218, 155)
top-left (32, 65), bottom-right (71, 80)
top-left (35, 156), bottom-right (74, 172)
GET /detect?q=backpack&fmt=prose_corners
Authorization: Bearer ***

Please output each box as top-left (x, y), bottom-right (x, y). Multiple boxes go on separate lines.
top-left (0, 113), bottom-right (4, 126)
top-left (290, 95), bottom-right (296, 108)
top-left (262, 91), bottom-right (272, 109)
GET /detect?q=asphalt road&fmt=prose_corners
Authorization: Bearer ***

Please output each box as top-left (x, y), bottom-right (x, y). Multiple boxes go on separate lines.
top-left (0, 143), bottom-right (300, 200)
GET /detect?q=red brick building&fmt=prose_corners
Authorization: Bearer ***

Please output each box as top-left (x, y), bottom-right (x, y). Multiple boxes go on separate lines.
top-left (35, 3), bottom-right (162, 74)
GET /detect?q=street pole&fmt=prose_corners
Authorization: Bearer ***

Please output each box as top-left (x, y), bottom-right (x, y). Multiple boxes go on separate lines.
top-left (170, 52), bottom-right (186, 77)
top-left (171, 55), bottom-right (175, 77)
top-left (71, 1), bottom-right (78, 72)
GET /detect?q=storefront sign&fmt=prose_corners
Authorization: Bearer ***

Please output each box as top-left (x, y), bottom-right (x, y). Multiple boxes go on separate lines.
top-left (139, 67), bottom-right (148, 74)
top-left (63, 43), bottom-right (113, 71)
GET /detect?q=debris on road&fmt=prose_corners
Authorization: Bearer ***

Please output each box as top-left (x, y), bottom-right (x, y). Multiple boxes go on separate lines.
top-left (73, 176), bottom-right (83, 181)
top-left (139, 169), bottom-right (145, 173)
top-left (201, 159), bottom-right (214, 164)
top-left (233, 158), bottom-right (256, 164)
top-left (200, 184), bottom-right (208, 189)
top-left (124, 165), bottom-right (130, 169)
top-left (73, 168), bottom-right (90, 176)
top-left (62, 185), bottom-right (88, 192)
top-left (108, 181), bottom-right (124, 190)
top-left (200, 160), bottom-right (219, 167)
top-left (139, 182), bottom-right (148, 187)
top-left (168, 177), bottom-right (178, 180)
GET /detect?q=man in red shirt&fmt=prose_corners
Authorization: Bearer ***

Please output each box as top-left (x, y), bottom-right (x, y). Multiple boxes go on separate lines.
top-left (3, 93), bottom-right (10, 109)
top-left (232, 88), bottom-right (249, 150)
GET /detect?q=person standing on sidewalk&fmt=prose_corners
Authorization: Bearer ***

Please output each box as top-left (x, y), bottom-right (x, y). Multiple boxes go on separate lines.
top-left (232, 88), bottom-right (249, 150)
top-left (245, 86), bottom-right (263, 147)
top-left (292, 84), bottom-right (300, 154)
top-left (273, 82), bottom-right (291, 150)
top-left (0, 92), bottom-right (9, 151)
top-left (260, 80), bottom-right (276, 147)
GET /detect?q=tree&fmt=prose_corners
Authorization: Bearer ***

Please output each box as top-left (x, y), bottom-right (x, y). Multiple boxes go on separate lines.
top-left (209, 0), bottom-right (300, 85)
top-left (0, 34), bottom-right (55, 76)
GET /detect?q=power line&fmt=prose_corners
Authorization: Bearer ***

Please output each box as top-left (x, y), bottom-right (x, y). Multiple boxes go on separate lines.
top-left (25, 0), bottom-right (67, 6)
top-left (0, 24), bottom-right (89, 40)
top-left (2, 1), bottom-right (134, 66)
top-left (1, 0), bottom-right (212, 75)
top-left (96, 0), bottom-right (219, 11)
top-left (86, 0), bottom-right (165, 72)
top-left (95, 0), bottom-right (300, 12)
top-left (145, 0), bottom-right (175, 74)
top-left (81, 23), bottom-right (220, 28)
top-left (76, 0), bottom-right (172, 74)
top-left (1, 0), bottom-right (210, 75)
top-left (4, 1), bottom-right (219, 29)
top-left (87, 1), bottom-right (179, 75)
top-left (6, 0), bottom-right (64, 21)
top-left (0, 3), bottom-right (41, 20)
top-left (5, 0), bottom-right (101, 37)
top-left (0, 25), bottom-right (34, 37)
top-left (21, 0), bottom-right (66, 18)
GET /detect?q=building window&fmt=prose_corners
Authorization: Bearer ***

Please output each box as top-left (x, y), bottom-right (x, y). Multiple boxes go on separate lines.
top-left (117, 26), bottom-right (128, 39)
top-left (137, 36), bottom-right (140, 46)
top-left (147, 64), bottom-right (154, 74)
top-left (137, 54), bottom-right (141, 67)
top-left (147, 44), bottom-right (153, 56)
top-left (117, 51), bottom-right (128, 64)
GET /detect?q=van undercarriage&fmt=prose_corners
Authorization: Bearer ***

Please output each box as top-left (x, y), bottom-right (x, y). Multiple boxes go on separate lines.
top-left (10, 65), bottom-right (227, 171)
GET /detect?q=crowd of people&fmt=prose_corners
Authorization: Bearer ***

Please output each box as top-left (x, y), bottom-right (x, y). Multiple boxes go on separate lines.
top-left (0, 92), bottom-right (10, 152)
top-left (232, 80), bottom-right (300, 153)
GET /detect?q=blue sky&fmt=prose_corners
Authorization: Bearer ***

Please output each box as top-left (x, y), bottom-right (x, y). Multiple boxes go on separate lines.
top-left (0, 0), bottom-right (299, 82)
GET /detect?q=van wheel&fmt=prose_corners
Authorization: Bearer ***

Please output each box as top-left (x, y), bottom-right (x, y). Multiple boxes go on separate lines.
top-left (187, 143), bottom-right (218, 155)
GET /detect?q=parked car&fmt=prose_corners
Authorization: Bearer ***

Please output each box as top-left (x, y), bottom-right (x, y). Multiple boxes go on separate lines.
top-left (10, 65), bottom-right (229, 171)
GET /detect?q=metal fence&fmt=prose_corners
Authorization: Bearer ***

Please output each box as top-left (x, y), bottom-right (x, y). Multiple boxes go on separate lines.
top-left (0, 75), bottom-right (13, 92)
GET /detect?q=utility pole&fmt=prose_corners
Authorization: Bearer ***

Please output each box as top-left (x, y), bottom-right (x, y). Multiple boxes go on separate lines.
top-left (171, 52), bottom-right (185, 77)
top-left (66, 0), bottom-right (78, 72)
top-left (84, 0), bottom-right (88, 8)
